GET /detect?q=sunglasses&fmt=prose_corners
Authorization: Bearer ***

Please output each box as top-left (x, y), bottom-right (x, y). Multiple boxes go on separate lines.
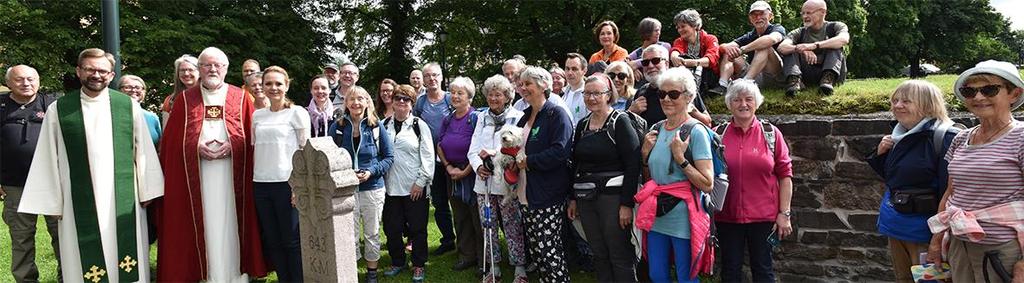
top-left (606, 72), bottom-right (629, 80)
top-left (641, 57), bottom-right (666, 67)
top-left (959, 84), bottom-right (1006, 99)
top-left (658, 89), bottom-right (686, 100)
top-left (394, 96), bottom-right (414, 103)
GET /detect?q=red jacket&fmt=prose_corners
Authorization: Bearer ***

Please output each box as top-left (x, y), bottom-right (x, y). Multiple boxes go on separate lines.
top-left (671, 30), bottom-right (721, 76)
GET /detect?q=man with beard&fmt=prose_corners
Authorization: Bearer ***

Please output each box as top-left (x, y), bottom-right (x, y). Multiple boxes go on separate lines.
top-left (18, 48), bottom-right (164, 282)
top-left (158, 47), bottom-right (267, 282)
top-left (629, 45), bottom-right (711, 125)
top-left (2, 65), bottom-right (61, 283)
top-left (324, 63), bottom-right (342, 107)
top-left (778, 0), bottom-right (849, 96)
top-left (409, 69), bottom-right (425, 94)
top-left (712, 0), bottom-right (787, 95)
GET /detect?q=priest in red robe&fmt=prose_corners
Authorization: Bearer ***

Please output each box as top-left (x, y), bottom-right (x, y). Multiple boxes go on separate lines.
top-left (157, 46), bottom-right (267, 282)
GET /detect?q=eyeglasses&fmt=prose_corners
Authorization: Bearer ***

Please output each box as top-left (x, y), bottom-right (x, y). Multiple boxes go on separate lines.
top-left (394, 96), bottom-right (413, 103)
top-left (121, 85), bottom-right (144, 91)
top-left (960, 84), bottom-right (1006, 99)
top-left (200, 63), bottom-right (226, 70)
top-left (641, 57), bottom-right (667, 67)
top-left (658, 89), bottom-right (686, 100)
top-left (82, 68), bottom-right (111, 75)
top-left (583, 90), bottom-right (609, 97)
top-left (606, 72), bottom-right (628, 80)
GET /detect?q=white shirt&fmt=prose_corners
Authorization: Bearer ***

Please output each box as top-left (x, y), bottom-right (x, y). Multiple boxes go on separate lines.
top-left (512, 92), bottom-right (572, 120)
top-left (253, 105), bottom-right (311, 182)
top-left (561, 81), bottom-right (590, 126)
top-left (467, 107), bottom-right (524, 195)
top-left (383, 115), bottom-right (435, 196)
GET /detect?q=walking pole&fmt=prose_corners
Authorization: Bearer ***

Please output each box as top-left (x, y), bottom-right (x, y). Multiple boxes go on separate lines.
top-left (483, 176), bottom-right (497, 282)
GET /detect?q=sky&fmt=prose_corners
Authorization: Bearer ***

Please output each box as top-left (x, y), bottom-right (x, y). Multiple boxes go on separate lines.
top-left (992, 0), bottom-right (1024, 31)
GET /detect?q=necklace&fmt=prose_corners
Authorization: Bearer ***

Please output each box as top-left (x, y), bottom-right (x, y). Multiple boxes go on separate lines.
top-left (974, 120), bottom-right (1013, 144)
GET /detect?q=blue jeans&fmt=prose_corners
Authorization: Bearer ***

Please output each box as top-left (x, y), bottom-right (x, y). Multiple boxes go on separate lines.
top-left (717, 221), bottom-right (776, 283)
top-left (647, 230), bottom-right (697, 283)
top-left (254, 182), bottom-right (303, 282)
top-left (431, 164), bottom-right (455, 246)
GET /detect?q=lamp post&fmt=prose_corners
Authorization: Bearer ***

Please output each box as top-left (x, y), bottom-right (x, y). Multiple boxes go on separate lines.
top-left (438, 27), bottom-right (449, 89)
top-left (101, 0), bottom-right (122, 88)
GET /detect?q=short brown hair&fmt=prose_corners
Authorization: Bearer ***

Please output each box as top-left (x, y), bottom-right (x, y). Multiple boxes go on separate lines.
top-left (593, 21), bottom-right (620, 44)
top-left (77, 48), bottom-right (115, 67)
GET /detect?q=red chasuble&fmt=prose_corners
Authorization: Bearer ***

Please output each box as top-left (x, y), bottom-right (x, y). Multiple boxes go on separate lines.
top-left (156, 85), bottom-right (267, 281)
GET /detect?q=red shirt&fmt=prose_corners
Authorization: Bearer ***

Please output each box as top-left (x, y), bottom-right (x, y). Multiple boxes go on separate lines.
top-left (671, 30), bottom-right (721, 76)
top-left (715, 118), bottom-right (793, 223)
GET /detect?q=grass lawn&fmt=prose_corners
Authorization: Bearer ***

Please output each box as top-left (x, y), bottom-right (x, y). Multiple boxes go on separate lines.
top-left (0, 201), bottom-right (600, 282)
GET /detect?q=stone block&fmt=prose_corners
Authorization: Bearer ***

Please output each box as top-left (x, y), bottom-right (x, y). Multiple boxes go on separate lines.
top-left (844, 135), bottom-right (884, 160)
top-left (833, 161), bottom-right (881, 181)
top-left (826, 231), bottom-right (888, 247)
top-left (833, 119), bottom-right (893, 136)
top-left (823, 181), bottom-right (883, 210)
top-left (825, 265), bottom-right (853, 278)
top-left (800, 230), bottom-right (829, 245)
top-left (867, 249), bottom-right (893, 266)
top-left (795, 210), bottom-right (848, 230)
top-left (776, 119), bottom-right (832, 137)
top-left (838, 248), bottom-right (866, 261)
top-left (788, 137), bottom-right (840, 161)
top-left (847, 213), bottom-right (879, 232)
top-left (851, 266), bottom-right (894, 281)
top-left (776, 261), bottom-right (826, 277)
top-left (792, 181), bottom-right (824, 209)
top-left (780, 243), bottom-right (838, 261)
top-left (792, 159), bottom-right (834, 180)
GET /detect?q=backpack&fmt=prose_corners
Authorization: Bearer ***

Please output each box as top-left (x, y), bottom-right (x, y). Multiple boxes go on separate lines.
top-left (715, 119), bottom-right (781, 159)
top-left (413, 92), bottom-right (453, 117)
top-left (931, 121), bottom-right (965, 156)
top-left (574, 110), bottom-right (648, 146)
top-left (381, 116), bottom-right (423, 144)
top-left (653, 118), bottom-right (729, 213)
top-left (795, 21), bottom-right (840, 45)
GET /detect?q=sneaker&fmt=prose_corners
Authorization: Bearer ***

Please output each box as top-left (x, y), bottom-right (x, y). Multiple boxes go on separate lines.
top-left (819, 71), bottom-right (836, 96)
top-left (383, 265), bottom-right (405, 277)
top-left (412, 267), bottom-right (425, 283)
top-left (366, 270), bottom-right (379, 283)
top-left (785, 75), bottom-right (801, 97)
top-left (431, 243), bottom-right (455, 256)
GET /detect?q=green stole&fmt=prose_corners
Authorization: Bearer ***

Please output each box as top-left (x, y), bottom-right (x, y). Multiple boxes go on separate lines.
top-left (57, 90), bottom-right (139, 283)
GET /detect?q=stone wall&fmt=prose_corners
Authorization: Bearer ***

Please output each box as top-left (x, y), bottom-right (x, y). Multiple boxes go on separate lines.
top-left (723, 113), bottom-right (989, 282)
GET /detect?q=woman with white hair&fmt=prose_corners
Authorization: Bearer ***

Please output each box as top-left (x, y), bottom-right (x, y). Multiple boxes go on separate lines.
top-left (119, 75), bottom-right (162, 145)
top-left (635, 67), bottom-right (714, 283)
top-left (467, 75), bottom-right (529, 282)
top-left (927, 60), bottom-right (1024, 283)
top-left (515, 66), bottom-right (574, 282)
top-left (713, 79), bottom-right (794, 283)
top-left (161, 54), bottom-right (199, 125)
top-left (438, 76), bottom-right (485, 273)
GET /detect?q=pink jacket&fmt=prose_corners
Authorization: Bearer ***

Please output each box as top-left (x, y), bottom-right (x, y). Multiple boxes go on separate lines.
top-left (928, 201), bottom-right (1024, 257)
top-left (634, 179), bottom-right (713, 278)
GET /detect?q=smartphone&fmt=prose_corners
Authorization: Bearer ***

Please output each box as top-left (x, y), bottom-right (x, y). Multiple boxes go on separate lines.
top-left (766, 229), bottom-right (781, 248)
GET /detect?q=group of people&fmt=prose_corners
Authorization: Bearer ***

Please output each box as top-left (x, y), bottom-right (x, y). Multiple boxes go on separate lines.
top-left (2, 1), bottom-right (1022, 283)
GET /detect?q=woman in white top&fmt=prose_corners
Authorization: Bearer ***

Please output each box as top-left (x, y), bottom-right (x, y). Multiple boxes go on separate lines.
top-left (380, 85), bottom-right (434, 282)
top-left (251, 66), bottom-right (310, 283)
top-left (467, 75), bottom-right (529, 283)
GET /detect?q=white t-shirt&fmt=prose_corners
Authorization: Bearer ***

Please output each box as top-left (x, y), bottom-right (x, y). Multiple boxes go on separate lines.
top-left (253, 105), bottom-right (311, 182)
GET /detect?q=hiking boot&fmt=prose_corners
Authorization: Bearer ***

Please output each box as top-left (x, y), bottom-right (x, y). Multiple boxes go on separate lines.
top-left (383, 265), bottom-right (405, 277)
top-left (366, 270), bottom-right (379, 283)
top-left (819, 71), bottom-right (836, 96)
top-left (411, 267), bottom-right (426, 283)
top-left (785, 75), bottom-right (801, 97)
top-left (431, 243), bottom-right (455, 255)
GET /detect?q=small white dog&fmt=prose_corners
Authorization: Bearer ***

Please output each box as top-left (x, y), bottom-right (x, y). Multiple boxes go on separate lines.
top-left (489, 126), bottom-right (524, 204)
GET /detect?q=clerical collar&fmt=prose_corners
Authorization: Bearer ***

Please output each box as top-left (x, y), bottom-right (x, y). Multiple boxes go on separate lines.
top-left (81, 88), bottom-right (110, 102)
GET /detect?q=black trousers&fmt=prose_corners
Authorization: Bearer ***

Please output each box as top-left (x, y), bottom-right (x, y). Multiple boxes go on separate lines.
top-left (383, 194), bottom-right (430, 267)
top-left (782, 48), bottom-right (846, 86)
top-left (430, 164), bottom-right (456, 246)
top-left (717, 221), bottom-right (776, 283)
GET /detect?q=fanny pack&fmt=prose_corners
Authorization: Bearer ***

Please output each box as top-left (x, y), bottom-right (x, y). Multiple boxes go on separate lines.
top-left (890, 188), bottom-right (939, 214)
top-left (573, 171), bottom-right (624, 200)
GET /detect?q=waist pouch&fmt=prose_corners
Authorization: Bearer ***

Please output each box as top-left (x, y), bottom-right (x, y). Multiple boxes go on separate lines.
top-left (573, 171), bottom-right (624, 200)
top-left (890, 188), bottom-right (939, 214)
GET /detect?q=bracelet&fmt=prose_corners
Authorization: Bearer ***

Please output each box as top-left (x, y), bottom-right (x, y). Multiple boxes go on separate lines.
top-left (814, 42), bottom-right (820, 50)
top-left (779, 210), bottom-right (792, 218)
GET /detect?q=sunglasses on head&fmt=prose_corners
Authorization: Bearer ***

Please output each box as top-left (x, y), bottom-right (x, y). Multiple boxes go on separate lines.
top-left (606, 72), bottom-right (628, 80)
top-left (641, 57), bottom-right (666, 67)
top-left (959, 84), bottom-right (1006, 99)
top-left (394, 96), bottom-right (414, 103)
top-left (658, 89), bottom-right (686, 100)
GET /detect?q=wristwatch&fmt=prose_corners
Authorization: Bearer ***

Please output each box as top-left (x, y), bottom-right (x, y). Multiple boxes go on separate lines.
top-left (677, 159), bottom-right (690, 169)
top-left (780, 210), bottom-right (792, 218)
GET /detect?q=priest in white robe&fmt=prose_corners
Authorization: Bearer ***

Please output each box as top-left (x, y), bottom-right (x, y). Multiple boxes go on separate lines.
top-left (19, 48), bottom-right (164, 283)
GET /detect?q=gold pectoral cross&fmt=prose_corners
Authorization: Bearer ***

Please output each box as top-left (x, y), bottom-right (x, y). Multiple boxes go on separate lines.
top-left (119, 255), bottom-right (138, 273)
top-left (84, 265), bottom-right (106, 283)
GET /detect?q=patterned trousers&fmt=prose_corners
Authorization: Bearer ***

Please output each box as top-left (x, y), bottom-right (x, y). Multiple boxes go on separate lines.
top-left (477, 193), bottom-right (527, 267)
top-left (522, 203), bottom-right (571, 282)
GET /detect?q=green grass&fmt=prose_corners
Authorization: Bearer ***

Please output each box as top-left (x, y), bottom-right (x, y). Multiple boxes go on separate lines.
top-left (704, 73), bottom-right (989, 115)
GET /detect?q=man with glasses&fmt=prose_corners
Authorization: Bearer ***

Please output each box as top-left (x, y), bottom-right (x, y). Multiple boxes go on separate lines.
top-left (158, 46), bottom-right (268, 282)
top-left (334, 62), bottom-right (361, 111)
top-left (413, 62), bottom-right (459, 256)
top-left (778, 0), bottom-right (850, 96)
top-left (2, 64), bottom-right (61, 283)
top-left (240, 59), bottom-right (261, 102)
top-left (629, 45), bottom-right (710, 125)
top-left (713, 0), bottom-right (788, 95)
top-left (18, 48), bottom-right (163, 282)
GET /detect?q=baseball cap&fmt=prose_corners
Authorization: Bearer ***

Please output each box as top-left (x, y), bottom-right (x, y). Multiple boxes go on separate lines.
top-left (324, 63), bottom-right (339, 71)
top-left (749, 0), bottom-right (772, 13)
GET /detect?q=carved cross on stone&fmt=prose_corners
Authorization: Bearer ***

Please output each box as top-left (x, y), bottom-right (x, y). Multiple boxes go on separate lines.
top-left (290, 137), bottom-right (361, 283)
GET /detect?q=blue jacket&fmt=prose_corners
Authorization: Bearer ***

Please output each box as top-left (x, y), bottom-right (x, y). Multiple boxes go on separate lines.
top-left (866, 119), bottom-right (955, 243)
top-left (516, 100), bottom-right (573, 209)
top-left (331, 115), bottom-right (394, 191)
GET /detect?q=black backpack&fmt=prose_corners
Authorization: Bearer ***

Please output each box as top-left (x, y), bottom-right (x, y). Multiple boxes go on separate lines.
top-left (381, 116), bottom-right (423, 144)
top-left (574, 110), bottom-right (648, 146)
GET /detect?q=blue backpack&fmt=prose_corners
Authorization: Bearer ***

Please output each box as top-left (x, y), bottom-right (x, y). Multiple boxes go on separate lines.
top-left (652, 119), bottom-right (729, 213)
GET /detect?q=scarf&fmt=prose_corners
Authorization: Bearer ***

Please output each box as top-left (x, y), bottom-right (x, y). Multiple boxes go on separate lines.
top-left (488, 106), bottom-right (510, 133)
top-left (308, 99), bottom-right (334, 136)
top-left (890, 117), bottom-right (935, 145)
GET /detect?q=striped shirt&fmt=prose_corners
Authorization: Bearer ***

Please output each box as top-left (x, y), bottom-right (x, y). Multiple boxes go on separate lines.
top-left (945, 122), bottom-right (1024, 244)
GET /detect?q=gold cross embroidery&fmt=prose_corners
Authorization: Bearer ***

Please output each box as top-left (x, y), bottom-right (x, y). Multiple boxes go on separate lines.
top-left (84, 265), bottom-right (106, 283)
top-left (206, 106), bottom-right (223, 119)
top-left (119, 255), bottom-right (138, 273)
